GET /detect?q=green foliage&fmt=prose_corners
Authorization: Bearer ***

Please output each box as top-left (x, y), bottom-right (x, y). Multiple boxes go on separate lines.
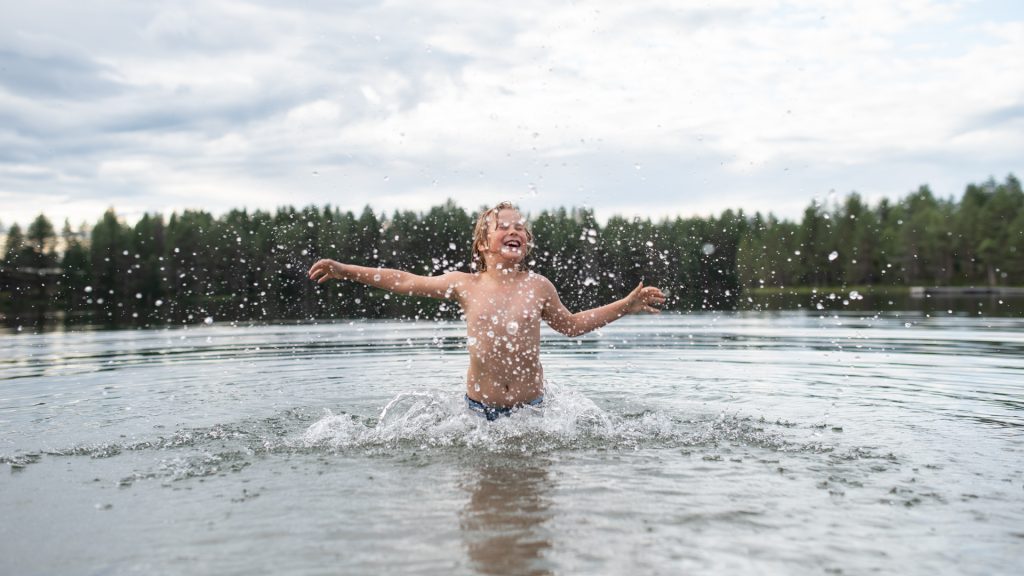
top-left (1, 175), bottom-right (1020, 326)
top-left (57, 220), bottom-right (91, 310)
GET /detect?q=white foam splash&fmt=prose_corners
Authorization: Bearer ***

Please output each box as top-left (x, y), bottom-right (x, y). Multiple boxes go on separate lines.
top-left (299, 382), bottom-right (741, 453)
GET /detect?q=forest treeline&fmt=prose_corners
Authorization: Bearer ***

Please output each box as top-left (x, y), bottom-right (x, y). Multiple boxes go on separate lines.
top-left (1, 174), bottom-right (1021, 325)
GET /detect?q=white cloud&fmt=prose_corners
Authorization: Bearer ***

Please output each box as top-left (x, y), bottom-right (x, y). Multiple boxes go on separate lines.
top-left (0, 0), bottom-right (1021, 230)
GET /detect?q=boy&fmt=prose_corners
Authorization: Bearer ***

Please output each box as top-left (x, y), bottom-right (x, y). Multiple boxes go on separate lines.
top-left (308, 201), bottom-right (666, 420)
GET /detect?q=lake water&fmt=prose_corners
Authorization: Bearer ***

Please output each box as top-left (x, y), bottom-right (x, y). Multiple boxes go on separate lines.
top-left (1, 312), bottom-right (1022, 575)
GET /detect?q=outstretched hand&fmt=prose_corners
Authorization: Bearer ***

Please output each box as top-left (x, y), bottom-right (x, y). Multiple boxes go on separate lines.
top-left (308, 259), bottom-right (345, 283)
top-left (625, 282), bottom-right (666, 314)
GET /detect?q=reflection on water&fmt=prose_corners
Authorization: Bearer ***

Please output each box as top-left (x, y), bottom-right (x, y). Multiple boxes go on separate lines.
top-left (460, 457), bottom-right (554, 576)
top-left (740, 289), bottom-right (1024, 317)
top-left (3, 292), bottom-right (1024, 333)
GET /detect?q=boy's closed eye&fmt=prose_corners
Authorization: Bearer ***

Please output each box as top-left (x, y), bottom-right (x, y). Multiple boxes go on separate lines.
top-left (497, 220), bottom-right (526, 231)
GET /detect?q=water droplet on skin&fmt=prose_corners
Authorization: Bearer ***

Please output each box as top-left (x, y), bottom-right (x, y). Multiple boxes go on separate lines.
top-left (467, 336), bottom-right (478, 347)
top-left (486, 330), bottom-right (495, 339)
top-left (373, 274), bottom-right (381, 281)
top-left (505, 320), bottom-right (519, 335)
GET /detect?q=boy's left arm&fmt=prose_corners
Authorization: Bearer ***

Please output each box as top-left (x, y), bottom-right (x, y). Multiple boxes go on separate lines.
top-left (541, 278), bottom-right (665, 337)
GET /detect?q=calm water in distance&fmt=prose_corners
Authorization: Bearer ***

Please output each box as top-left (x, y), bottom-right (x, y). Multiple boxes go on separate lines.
top-left (1, 311), bottom-right (1022, 575)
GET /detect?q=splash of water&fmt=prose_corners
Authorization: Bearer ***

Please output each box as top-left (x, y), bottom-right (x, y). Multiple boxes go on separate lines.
top-left (299, 382), bottom-right (799, 455)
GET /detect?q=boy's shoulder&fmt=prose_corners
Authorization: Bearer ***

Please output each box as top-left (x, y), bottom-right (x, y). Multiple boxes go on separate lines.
top-left (525, 270), bottom-right (550, 281)
top-left (524, 270), bottom-right (556, 291)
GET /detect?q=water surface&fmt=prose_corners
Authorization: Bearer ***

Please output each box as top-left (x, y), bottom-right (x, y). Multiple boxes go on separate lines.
top-left (1, 312), bottom-right (1022, 574)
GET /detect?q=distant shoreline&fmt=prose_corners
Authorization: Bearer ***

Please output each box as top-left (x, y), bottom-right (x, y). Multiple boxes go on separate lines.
top-left (746, 285), bottom-right (1024, 297)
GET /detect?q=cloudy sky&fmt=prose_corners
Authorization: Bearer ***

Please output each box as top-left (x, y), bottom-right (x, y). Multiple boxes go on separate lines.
top-left (1, 0), bottom-right (1022, 229)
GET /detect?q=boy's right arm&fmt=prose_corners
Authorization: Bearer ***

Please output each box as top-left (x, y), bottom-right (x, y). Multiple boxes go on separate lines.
top-left (308, 259), bottom-right (465, 299)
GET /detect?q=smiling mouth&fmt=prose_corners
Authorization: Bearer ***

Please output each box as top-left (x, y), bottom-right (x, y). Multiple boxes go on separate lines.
top-left (503, 239), bottom-right (522, 249)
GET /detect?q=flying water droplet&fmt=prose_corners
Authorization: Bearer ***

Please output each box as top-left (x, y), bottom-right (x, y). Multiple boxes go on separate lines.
top-left (828, 251), bottom-right (839, 261)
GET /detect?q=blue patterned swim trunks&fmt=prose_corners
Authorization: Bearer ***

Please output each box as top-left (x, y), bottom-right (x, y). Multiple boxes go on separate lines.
top-left (465, 394), bottom-right (544, 421)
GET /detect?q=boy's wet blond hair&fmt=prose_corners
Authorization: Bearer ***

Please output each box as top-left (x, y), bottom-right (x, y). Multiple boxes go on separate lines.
top-left (471, 201), bottom-right (533, 271)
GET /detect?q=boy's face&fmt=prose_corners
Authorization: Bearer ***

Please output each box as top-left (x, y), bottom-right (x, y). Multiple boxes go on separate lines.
top-left (484, 209), bottom-right (529, 263)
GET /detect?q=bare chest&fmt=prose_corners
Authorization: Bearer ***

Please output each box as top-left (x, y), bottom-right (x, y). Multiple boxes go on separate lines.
top-left (461, 282), bottom-right (545, 336)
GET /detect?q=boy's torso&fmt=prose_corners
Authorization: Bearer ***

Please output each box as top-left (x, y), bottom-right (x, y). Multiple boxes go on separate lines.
top-left (458, 271), bottom-right (547, 407)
